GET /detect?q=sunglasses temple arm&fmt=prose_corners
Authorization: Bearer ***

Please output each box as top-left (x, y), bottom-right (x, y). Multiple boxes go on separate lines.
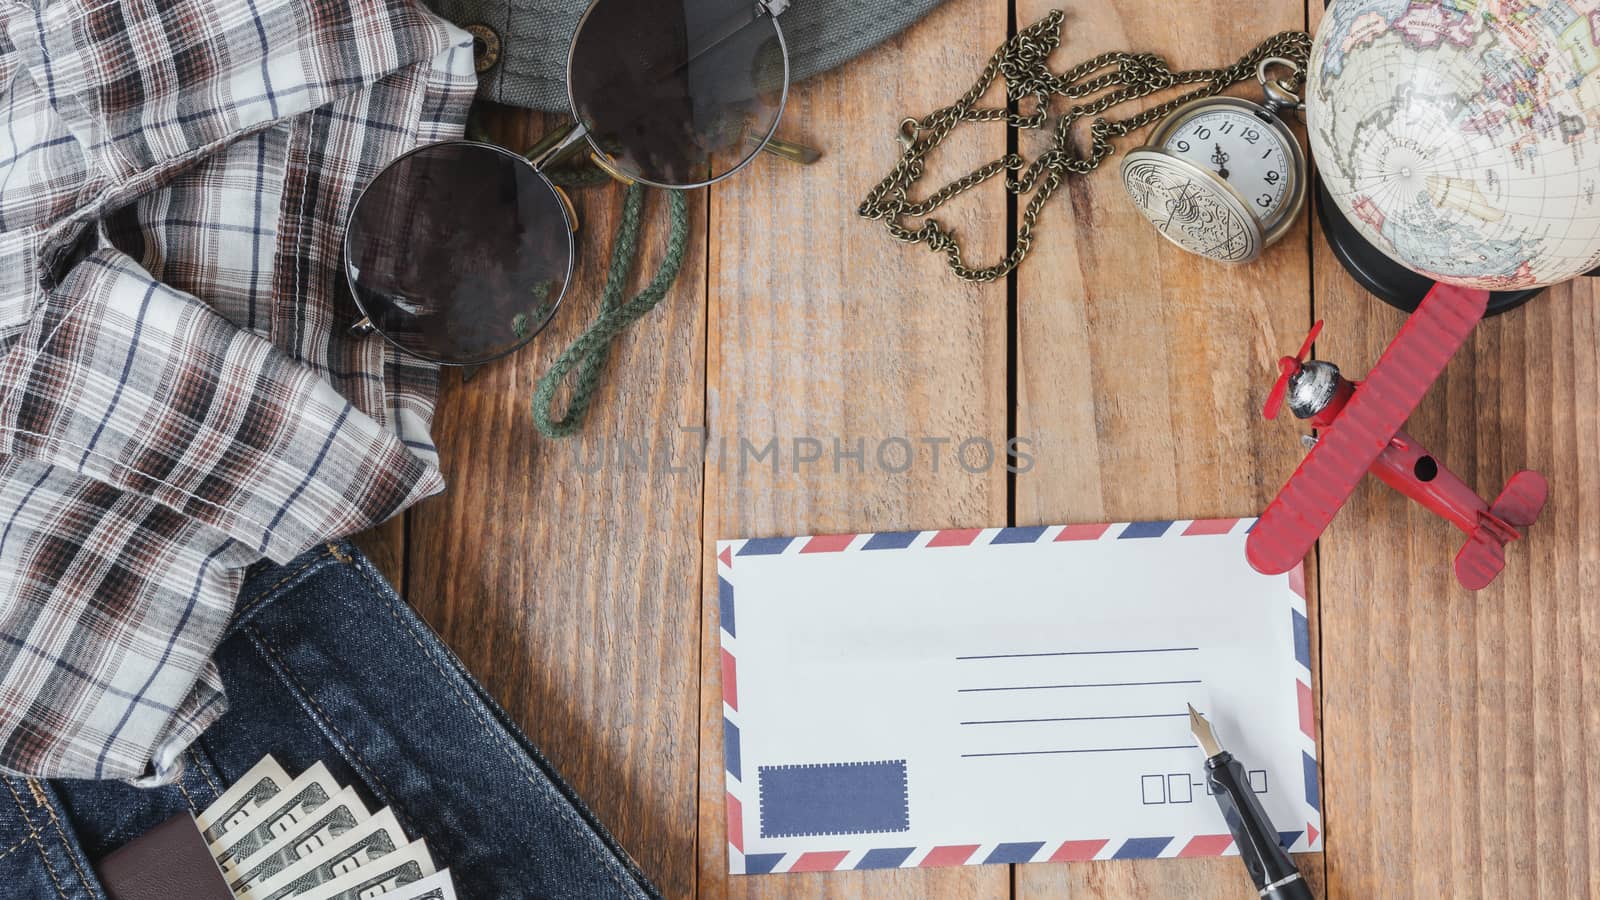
top-left (755, 135), bottom-right (822, 166)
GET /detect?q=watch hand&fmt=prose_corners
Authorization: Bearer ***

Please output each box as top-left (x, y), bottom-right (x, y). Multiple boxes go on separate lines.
top-left (1211, 143), bottom-right (1230, 180)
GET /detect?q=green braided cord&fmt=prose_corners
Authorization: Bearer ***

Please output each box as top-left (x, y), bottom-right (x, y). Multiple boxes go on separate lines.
top-left (458, 113), bottom-right (689, 436)
top-left (532, 184), bottom-right (690, 438)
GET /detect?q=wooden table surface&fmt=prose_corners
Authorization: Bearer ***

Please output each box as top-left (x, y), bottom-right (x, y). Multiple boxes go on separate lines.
top-left (357, 1), bottom-right (1600, 896)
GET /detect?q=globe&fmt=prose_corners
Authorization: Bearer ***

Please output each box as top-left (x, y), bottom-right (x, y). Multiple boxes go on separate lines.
top-left (1307, 0), bottom-right (1600, 290)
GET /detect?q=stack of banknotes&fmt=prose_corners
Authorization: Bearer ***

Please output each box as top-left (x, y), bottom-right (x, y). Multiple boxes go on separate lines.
top-left (195, 755), bottom-right (456, 900)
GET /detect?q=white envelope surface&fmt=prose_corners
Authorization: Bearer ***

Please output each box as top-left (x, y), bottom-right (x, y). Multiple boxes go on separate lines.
top-left (716, 518), bottom-right (1320, 875)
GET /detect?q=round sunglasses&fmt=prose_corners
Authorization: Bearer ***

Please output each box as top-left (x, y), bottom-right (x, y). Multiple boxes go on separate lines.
top-left (344, 0), bottom-right (813, 366)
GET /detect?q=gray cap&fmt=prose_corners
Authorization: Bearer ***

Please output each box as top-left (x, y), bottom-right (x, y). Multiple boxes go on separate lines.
top-left (426, 0), bottom-right (949, 111)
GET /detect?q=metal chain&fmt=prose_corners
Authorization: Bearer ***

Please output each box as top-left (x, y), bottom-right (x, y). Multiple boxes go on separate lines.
top-left (858, 10), bottom-right (1311, 282)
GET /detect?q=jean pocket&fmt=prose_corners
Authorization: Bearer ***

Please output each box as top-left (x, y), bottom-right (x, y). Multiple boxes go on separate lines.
top-left (215, 544), bottom-right (657, 900)
top-left (0, 779), bottom-right (108, 900)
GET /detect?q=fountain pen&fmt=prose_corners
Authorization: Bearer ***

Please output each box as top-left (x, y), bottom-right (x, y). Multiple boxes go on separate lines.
top-left (1188, 704), bottom-right (1313, 900)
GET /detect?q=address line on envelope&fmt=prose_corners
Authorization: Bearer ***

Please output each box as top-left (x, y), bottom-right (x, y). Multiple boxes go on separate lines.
top-left (957, 645), bottom-right (1202, 759)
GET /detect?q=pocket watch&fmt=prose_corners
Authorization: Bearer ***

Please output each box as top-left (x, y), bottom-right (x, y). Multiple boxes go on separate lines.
top-left (1119, 58), bottom-right (1308, 264)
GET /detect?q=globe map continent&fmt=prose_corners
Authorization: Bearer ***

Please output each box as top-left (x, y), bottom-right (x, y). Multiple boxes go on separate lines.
top-left (1308, 0), bottom-right (1600, 289)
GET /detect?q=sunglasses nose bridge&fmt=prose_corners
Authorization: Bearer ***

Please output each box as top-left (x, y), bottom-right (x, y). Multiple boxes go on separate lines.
top-left (525, 119), bottom-right (636, 187)
top-left (525, 121), bottom-right (591, 170)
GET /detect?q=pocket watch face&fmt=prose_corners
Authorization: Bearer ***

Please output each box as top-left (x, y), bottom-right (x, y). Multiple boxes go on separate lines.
top-left (1158, 108), bottom-right (1293, 221)
top-left (1119, 95), bottom-right (1307, 264)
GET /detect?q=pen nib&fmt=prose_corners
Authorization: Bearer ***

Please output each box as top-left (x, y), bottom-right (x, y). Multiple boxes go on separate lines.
top-left (1188, 703), bottom-right (1223, 758)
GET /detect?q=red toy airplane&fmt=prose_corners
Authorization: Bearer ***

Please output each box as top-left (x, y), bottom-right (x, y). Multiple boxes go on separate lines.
top-left (1247, 284), bottom-right (1547, 591)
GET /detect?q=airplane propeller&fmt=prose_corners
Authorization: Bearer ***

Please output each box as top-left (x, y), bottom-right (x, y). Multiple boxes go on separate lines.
top-left (1263, 320), bottom-right (1324, 420)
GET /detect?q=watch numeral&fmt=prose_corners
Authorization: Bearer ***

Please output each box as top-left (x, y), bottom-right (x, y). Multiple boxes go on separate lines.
top-left (1256, 193), bottom-right (1273, 208)
top-left (1242, 127), bottom-right (1261, 144)
top-left (1261, 148), bottom-right (1274, 159)
top-left (1264, 170), bottom-right (1281, 184)
top-left (1219, 120), bottom-right (1235, 134)
top-left (1175, 139), bottom-right (1191, 152)
top-left (1194, 126), bottom-right (1212, 140)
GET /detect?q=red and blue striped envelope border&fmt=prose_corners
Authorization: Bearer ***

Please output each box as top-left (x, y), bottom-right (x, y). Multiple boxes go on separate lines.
top-left (716, 518), bottom-right (1321, 874)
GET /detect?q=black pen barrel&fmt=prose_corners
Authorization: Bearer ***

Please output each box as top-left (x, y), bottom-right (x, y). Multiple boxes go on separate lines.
top-left (1205, 752), bottom-right (1312, 899)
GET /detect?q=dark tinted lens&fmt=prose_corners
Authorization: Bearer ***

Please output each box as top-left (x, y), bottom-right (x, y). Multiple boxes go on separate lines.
top-left (344, 142), bottom-right (573, 365)
top-left (568, 0), bottom-right (786, 187)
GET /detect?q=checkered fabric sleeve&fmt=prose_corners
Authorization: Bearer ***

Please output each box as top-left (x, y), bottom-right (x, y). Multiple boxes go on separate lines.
top-left (0, 0), bottom-right (477, 782)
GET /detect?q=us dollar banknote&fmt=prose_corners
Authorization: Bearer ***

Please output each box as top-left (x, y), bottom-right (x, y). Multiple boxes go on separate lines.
top-left (383, 870), bottom-right (459, 900)
top-left (195, 755), bottom-right (289, 844)
top-left (241, 808), bottom-right (405, 900)
top-left (297, 840), bottom-right (436, 900)
top-left (228, 786), bottom-right (370, 892)
top-left (202, 757), bottom-right (456, 900)
top-left (210, 762), bottom-right (337, 868)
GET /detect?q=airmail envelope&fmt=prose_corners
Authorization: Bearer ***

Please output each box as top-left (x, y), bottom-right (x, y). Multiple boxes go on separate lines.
top-left (715, 518), bottom-right (1321, 875)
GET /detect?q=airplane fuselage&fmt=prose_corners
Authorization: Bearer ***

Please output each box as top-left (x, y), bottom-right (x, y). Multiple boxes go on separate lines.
top-left (1312, 377), bottom-right (1515, 542)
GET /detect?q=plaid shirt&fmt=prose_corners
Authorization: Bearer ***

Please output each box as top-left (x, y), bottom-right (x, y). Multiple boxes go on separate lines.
top-left (0, 0), bottom-right (475, 782)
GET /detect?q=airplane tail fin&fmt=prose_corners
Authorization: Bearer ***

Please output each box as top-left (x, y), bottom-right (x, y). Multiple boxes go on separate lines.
top-left (1454, 532), bottom-right (1506, 592)
top-left (1454, 471), bottom-right (1548, 591)
top-left (1489, 470), bottom-right (1547, 527)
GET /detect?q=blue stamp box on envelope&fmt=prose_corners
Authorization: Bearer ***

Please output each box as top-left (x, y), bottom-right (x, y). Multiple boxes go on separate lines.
top-left (758, 760), bottom-right (910, 838)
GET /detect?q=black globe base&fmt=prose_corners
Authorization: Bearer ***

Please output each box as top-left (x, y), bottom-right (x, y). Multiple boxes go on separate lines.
top-left (1314, 176), bottom-right (1547, 317)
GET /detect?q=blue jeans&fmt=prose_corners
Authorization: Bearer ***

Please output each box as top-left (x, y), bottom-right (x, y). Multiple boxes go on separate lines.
top-left (0, 542), bottom-right (658, 899)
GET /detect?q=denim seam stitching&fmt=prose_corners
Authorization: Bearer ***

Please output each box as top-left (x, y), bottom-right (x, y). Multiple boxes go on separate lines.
top-left (188, 747), bottom-right (222, 797)
top-left (353, 563), bottom-right (640, 899)
top-left (32, 784), bottom-right (97, 896)
top-left (172, 776), bottom-right (199, 814)
top-left (231, 547), bottom-right (336, 623)
top-left (0, 832), bottom-right (32, 861)
top-left (2, 780), bottom-right (44, 826)
top-left (4, 781), bottom-right (68, 900)
top-left (241, 622), bottom-right (413, 834)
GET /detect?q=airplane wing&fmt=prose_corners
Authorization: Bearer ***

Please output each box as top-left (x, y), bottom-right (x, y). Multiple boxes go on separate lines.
top-left (1246, 285), bottom-right (1489, 575)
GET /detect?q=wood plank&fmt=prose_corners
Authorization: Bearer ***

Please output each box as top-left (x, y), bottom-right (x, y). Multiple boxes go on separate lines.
top-left (1012, 0), bottom-right (1321, 896)
top-left (405, 106), bottom-right (709, 898)
top-left (1310, 127), bottom-right (1600, 900)
top-left (696, 0), bottom-right (1009, 895)
top-left (1303, 1), bottom-right (1598, 894)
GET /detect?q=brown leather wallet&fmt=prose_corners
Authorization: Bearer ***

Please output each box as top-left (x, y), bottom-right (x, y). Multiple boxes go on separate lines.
top-left (94, 812), bottom-right (234, 900)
